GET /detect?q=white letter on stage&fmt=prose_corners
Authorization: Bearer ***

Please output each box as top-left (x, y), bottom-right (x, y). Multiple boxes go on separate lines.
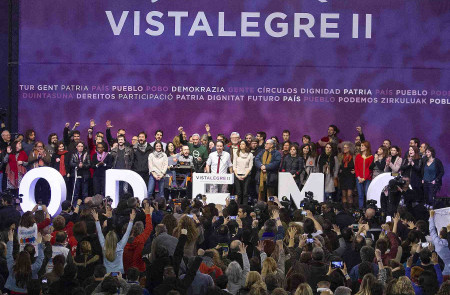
top-left (218, 12), bottom-right (236, 37)
top-left (241, 12), bottom-right (260, 37)
top-left (19, 167), bottom-right (66, 216)
top-left (294, 13), bottom-right (315, 37)
top-left (278, 172), bottom-right (324, 208)
top-left (106, 11), bottom-right (129, 36)
top-left (145, 11), bottom-right (164, 36)
top-left (105, 169), bottom-right (148, 208)
top-left (352, 14), bottom-right (358, 38)
top-left (320, 13), bottom-right (339, 38)
top-left (168, 11), bottom-right (189, 36)
top-left (188, 12), bottom-right (213, 36)
top-left (365, 14), bottom-right (372, 38)
top-left (265, 13), bottom-right (288, 38)
top-left (367, 173), bottom-right (394, 207)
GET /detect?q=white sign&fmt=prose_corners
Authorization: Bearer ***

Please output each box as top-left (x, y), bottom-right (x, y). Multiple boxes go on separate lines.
top-left (367, 173), bottom-right (394, 206)
top-left (104, 169), bottom-right (148, 208)
top-left (278, 172), bottom-right (324, 207)
top-left (19, 167), bottom-right (66, 216)
top-left (434, 207), bottom-right (450, 233)
top-left (192, 173), bottom-right (234, 205)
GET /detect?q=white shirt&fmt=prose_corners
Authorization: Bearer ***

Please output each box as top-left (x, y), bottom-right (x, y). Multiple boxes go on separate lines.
top-left (207, 151), bottom-right (232, 174)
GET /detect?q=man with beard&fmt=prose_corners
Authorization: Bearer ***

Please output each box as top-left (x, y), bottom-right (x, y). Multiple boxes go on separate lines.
top-left (150, 130), bottom-right (167, 151)
top-left (111, 135), bottom-right (134, 197)
top-left (45, 133), bottom-right (59, 157)
top-left (177, 127), bottom-right (208, 172)
top-left (133, 132), bottom-right (153, 183)
top-left (105, 119), bottom-right (130, 147)
top-left (63, 122), bottom-right (82, 155)
top-left (318, 124), bottom-right (342, 150)
top-left (228, 132), bottom-right (240, 161)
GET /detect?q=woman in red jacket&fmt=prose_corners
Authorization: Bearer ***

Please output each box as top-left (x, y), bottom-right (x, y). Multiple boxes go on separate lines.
top-left (354, 141), bottom-right (374, 208)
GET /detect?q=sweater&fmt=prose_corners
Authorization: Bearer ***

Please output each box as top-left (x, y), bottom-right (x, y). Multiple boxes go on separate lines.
top-left (233, 152), bottom-right (254, 176)
top-left (123, 213), bottom-right (153, 272)
top-left (148, 152), bottom-right (168, 177)
top-left (95, 221), bottom-right (133, 273)
top-left (355, 154), bottom-right (374, 180)
top-left (5, 241), bottom-right (44, 293)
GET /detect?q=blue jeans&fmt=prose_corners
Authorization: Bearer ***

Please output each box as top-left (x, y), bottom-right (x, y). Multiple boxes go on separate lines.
top-left (356, 180), bottom-right (371, 209)
top-left (423, 182), bottom-right (437, 206)
top-left (73, 177), bottom-right (89, 204)
top-left (148, 174), bottom-right (165, 198)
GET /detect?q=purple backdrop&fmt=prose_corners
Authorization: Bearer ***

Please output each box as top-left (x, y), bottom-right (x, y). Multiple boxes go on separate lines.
top-left (18, 0), bottom-right (449, 195)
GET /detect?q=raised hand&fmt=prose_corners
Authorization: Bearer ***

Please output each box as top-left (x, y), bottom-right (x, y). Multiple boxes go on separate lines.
top-left (89, 119), bottom-right (96, 128)
top-left (239, 242), bottom-right (248, 254)
top-left (205, 124), bottom-right (210, 133)
top-left (91, 210), bottom-right (99, 221)
top-left (103, 206), bottom-right (113, 219)
top-left (256, 240), bottom-right (264, 252)
top-left (431, 252), bottom-right (439, 265)
top-left (288, 227), bottom-right (297, 239)
top-left (178, 126), bottom-right (184, 134)
top-left (8, 229), bottom-right (14, 241)
top-left (130, 209), bottom-right (136, 221)
top-left (65, 122), bottom-right (70, 128)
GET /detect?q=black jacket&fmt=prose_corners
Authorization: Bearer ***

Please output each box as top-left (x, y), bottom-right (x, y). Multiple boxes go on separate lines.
top-left (280, 155), bottom-right (304, 181)
top-left (400, 158), bottom-right (422, 190)
top-left (51, 152), bottom-right (71, 176)
top-left (335, 211), bottom-right (354, 230)
top-left (132, 143), bottom-right (153, 174)
top-left (70, 152), bottom-right (91, 178)
top-left (91, 153), bottom-right (113, 178)
top-left (0, 205), bottom-right (21, 231)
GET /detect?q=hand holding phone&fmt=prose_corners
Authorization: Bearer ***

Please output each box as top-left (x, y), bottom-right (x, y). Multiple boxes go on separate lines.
top-left (331, 261), bottom-right (344, 269)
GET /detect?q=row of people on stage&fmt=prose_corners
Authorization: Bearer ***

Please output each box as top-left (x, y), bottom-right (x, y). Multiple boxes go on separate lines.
top-left (0, 121), bottom-right (445, 208)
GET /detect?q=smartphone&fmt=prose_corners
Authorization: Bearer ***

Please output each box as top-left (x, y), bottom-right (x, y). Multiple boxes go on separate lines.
top-left (331, 261), bottom-right (344, 269)
top-left (301, 211), bottom-right (307, 216)
top-left (352, 224), bottom-right (359, 231)
top-left (385, 216), bottom-right (392, 222)
top-left (111, 272), bottom-right (120, 277)
top-left (187, 214), bottom-right (194, 218)
top-left (269, 196), bottom-right (275, 202)
top-left (230, 196), bottom-right (236, 200)
top-left (229, 216), bottom-right (237, 220)
top-left (421, 242), bottom-right (429, 248)
top-left (41, 278), bottom-right (48, 284)
top-left (38, 205), bottom-right (42, 210)
top-left (306, 238), bottom-right (314, 244)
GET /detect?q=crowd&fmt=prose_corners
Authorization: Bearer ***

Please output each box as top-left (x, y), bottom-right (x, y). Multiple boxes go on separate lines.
top-left (0, 120), bottom-right (447, 295)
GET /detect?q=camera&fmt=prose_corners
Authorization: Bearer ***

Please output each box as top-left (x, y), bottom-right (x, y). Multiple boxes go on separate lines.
top-left (388, 175), bottom-right (406, 191)
top-left (300, 192), bottom-right (320, 214)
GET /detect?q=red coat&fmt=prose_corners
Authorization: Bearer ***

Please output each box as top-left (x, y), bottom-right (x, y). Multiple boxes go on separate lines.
top-left (50, 221), bottom-right (77, 256)
top-left (355, 154), bottom-right (374, 181)
top-left (123, 213), bottom-right (153, 272)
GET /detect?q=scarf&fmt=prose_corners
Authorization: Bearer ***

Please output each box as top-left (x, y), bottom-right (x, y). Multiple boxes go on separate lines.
top-left (6, 151), bottom-right (28, 188)
top-left (136, 142), bottom-right (148, 152)
top-left (259, 150), bottom-right (272, 195)
top-left (343, 153), bottom-right (352, 168)
top-left (153, 151), bottom-right (164, 159)
top-left (96, 151), bottom-right (107, 162)
top-left (57, 150), bottom-right (68, 176)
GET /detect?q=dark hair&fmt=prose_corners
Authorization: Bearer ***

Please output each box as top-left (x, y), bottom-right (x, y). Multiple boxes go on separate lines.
top-left (14, 251), bottom-right (32, 288)
top-left (127, 267), bottom-right (140, 282)
top-left (27, 279), bottom-right (42, 295)
top-left (358, 261), bottom-right (374, 279)
top-left (426, 146), bottom-right (436, 158)
top-left (419, 270), bottom-right (439, 295)
top-left (20, 211), bottom-right (36, 228)
top-left (127, 284), bottom-right (143, 295)
top-left (299, 144), bottom-right (311, 158)
top-left (271, 136), bottom-right (279, 144)
top-left (318, 143), bottom-right (337, 174)
top-left (360, 246), bottom-right (375, 262)
top-left (237, 140), bottom-right (250, 156)
top-left (47, 133), bottom-right (57, 145)
top-left (341, 228), bottom-right (353, 242)
top-left (138, 131), bottom-right (147, 139)
top-left (52, 254), bottom-right (66, 277)
top-left (329, 124), bottom-right (339, 134)
top-left (286, 273), bottom-right (306, 293)
top-left (101, 276), bottom-right (119, 294)
top-left (419, 248), bottom-right (432, 264)
top-left (165, 142), bottom-right (176, 156)
top-left (282, 130), bottom-right (290, 135)
top-left (265, 273), bottom-right (279, 292)
top-left (155, 129), bottom-right (163, 136)
top-left (411, 137), bottom-right (420, 146)
top-left (377, 146), bottom-right (388, 158)
top-left (72, 130), bottom-right (81, 136)
top-left (153, 140), bottom-right (163, 150)
top-left (303, 218), bottom-right (315, 235)
top-left (55, 231), bottom-right (67, 244)
top-left (25, 129), bottom-right (35, 141)
top-left (391, 145), bottom-right (401, 156)
top-left (11, 140), bottom-right (23, 154)
top-left (383, 139), bottom-right (391, 145)
top-left (94, 265), bottom-right (107, 278)
top-left (376, 238), bottom-right (389, 255)
top-left (96, 142), bottom-right (105, 149)
top-left (257, 131), bottom-right (267, 141)
top-left (117, 134), bottom-right (125, 140)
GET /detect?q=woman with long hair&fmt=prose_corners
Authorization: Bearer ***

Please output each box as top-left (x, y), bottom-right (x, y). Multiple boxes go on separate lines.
top-left (5, 229), bottom-right (46, 293)
top-left (299, 144), bottom-right (316, 188)
top-left (281, 144), bottom-right (303, 188)
top-left (172, 215), bottom-right (200, 257)
top-left (233, 140), bottom-right (254, 205)
top-left (316, 143), bottom-right (339, 200)
top-left (294, 283), bottom-right (313, 295)
top-left (237, 271), bottom-right (267, 295)
top-left (165, 142), bottom-right (178, 188)
top-left (73, 240), bottom-right (100, 282)
top-left (279, 141), bottom-right (291, 170)
top-left (338, 142), bottom-right (355, 209)
top-left (421, 147), bottom-right (445, 207)
top-left (28, 140), bottom-right (52, 204)
top-left (385, 146), bottom-right (402, 173)
top-left (92, 209), bottom-right (135, 273)
top-left (3, 140), bottom-right (28, 191)
top-left (369, 146), bottom-right (387, 179)
top-left (225, 243), bottom-right (250, 295)
top-left (400, 146), bottom-right (422, 192)
top-left (355, 273), bottom-right (377, 295)
top-left (147, 141), bottom-right (168, 198)
top-left (355, 141), bottom-right (374, 208)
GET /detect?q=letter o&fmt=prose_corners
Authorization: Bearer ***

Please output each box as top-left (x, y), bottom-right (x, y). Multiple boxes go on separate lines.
top-left (18, 167), bottom-right (66, 216)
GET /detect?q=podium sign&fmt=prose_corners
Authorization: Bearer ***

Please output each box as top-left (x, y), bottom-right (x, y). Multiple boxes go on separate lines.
top-left (192, 173), bottom-right (234, 205)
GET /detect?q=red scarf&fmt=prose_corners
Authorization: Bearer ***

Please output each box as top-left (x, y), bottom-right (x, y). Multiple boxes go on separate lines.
top-left (57, 150), bottom-right (68, 176)
top-left (343, 154), bottom-right (352, 168)
top-left (6, 151), bottom-right (28, 188)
